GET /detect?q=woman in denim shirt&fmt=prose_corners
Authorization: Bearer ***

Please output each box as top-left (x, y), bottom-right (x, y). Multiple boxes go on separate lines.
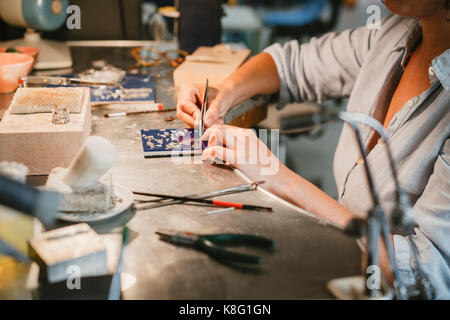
top-left (177, 1), bottom-right (450, 298)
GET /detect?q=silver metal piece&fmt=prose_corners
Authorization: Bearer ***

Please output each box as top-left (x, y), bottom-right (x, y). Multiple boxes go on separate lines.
top-left (207, 207), bottom-right (235, 215)
top-left (198, 79), bottom-right (208, 138)
top-left (156, 230), bottom-right (198, 245)
top-left (106, 112), bottom-right (127, 118)
top-left (22, 75), bottom-right (124, 90)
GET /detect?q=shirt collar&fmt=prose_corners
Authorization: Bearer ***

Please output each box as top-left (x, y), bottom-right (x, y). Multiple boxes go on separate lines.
top-left (391, 18), bottom-right (421, 66)
top-left (432, 49), bottom-right (450, 91)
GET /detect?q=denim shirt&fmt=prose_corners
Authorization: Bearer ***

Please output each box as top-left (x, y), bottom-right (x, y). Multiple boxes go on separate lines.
top-left (265, 15), bottom-right (450, 298)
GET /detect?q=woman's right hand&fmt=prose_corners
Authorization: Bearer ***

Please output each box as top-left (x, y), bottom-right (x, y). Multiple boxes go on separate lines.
top-left (177, 52), bottom-right (280, 128)
top-left (176, 83), bottom-right (233, 128)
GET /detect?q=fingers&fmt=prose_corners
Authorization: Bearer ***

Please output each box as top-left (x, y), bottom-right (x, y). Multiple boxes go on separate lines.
top-left (202, 125), bottom-right (256, 150)
top-left (201, 125), bottom-right (258, 168)
top-left (202, 145), bottom-right (236, 166)
top-left (202, 125), bottom-right (230, 148)
top-left (176, 84), bottom-right (202, 127)
top-left (205, 99), bottom-right (225, 128)
top-left (176, 101), bottom-right (201, 128)
top-left (201, 125), bottom-right (280, 177)
top-left (177, 83), bottom-right (228, 128)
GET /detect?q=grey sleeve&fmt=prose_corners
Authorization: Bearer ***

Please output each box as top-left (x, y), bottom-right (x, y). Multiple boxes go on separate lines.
top-left (394, 139), bottom-right (450, 299)
top-left (264, 22), bottom-right (378, 108)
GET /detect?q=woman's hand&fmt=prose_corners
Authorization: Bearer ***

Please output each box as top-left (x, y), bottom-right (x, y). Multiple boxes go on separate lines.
top-left (176, 83), bottom-right (234, 128)
top-left (201, 125), bottom-right (281, 182)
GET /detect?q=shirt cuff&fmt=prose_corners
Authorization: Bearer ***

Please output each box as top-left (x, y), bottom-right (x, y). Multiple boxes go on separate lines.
top-left (393, 235), bottom-right (417, 287)
top-left (264, 43), bottom-right (292, 110)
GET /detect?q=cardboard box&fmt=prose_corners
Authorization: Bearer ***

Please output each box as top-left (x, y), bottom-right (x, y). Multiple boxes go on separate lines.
top-left (173, 46), bottom-right (250, 94)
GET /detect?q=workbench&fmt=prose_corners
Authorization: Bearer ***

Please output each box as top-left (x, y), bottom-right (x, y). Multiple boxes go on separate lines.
top-left (15, 42), bottom-right (361, 299)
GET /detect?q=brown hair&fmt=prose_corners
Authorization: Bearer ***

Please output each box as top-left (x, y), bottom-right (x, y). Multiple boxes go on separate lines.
top-left (446, 0), bottom-right (450, 21)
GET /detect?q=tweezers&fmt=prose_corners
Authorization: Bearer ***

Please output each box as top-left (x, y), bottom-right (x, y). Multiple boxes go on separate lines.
top-left (198, 79), bottom-right (208, 138)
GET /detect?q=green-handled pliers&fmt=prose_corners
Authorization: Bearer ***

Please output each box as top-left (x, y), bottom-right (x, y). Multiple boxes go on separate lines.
top-left (156, 229), bottom-right (274, 265)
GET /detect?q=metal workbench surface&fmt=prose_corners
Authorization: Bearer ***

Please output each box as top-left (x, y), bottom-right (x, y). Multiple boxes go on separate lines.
top-left (41, 45), bottom-right (361, 299)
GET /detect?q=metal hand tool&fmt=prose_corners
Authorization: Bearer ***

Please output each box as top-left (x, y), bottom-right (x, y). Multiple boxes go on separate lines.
top-left (156, 229), bottom-right (274, 265)
top-left (133, 180), bottom-right (265, 211)
top-left (20, 75), bottom-right (125, 91)
top-left (198, 79), bottom-right (208, 138)
top-left (133, 191), bottom-right (272, 212)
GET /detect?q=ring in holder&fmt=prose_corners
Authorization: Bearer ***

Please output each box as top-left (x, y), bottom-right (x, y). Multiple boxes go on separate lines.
top-left (52, 106), bottom-right (70, 124)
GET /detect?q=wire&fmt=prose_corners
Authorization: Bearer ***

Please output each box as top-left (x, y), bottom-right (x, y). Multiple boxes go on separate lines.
top-left (338, 111), bottom-right (400, 192)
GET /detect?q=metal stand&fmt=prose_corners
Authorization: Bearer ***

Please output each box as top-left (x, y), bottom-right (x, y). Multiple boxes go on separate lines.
top-left (327, 111), bottom-right (434, 300)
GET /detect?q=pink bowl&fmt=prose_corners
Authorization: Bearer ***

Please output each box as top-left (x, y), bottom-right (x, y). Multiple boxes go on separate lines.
top-left (0, 46), bottom-right (40, 60)
top-left (0, 46), bottom-right (39, 72)
top-left (0, 52), bottom-right (34, 93)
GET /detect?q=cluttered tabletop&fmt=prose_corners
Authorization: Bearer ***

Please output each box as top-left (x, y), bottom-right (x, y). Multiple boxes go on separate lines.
top-left (0, 43), bottom-right (361, 300)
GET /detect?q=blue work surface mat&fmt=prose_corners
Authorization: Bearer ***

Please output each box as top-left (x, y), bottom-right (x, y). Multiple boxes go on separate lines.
top-left (140, 128), bottom-right (208, 158)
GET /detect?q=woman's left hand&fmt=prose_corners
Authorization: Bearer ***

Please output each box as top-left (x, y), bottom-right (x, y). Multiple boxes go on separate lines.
top-left (201, 125), bottom-right (281, 182)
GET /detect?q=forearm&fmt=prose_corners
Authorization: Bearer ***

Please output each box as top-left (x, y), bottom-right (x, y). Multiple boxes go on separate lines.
top-left (267, 163), bottom-right (356, 227)
top-left (218, 52), bottom-right (280, 108)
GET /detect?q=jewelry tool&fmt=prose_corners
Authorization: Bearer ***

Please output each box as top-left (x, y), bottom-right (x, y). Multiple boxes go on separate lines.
top-left (20, 75), bottom-right (125, 92)
top-left (198, 79), bottom-right (208, 138)
top-left (156, 229), bottom-right (274, 265)
top-left (206, 207), bottom-right (236, 215)
top-left (104, 107), bottom-right (175, 118)
top-left (133, 180), bottom-right (265, 211)
top-left (133, 191), bottom-right (272, 212)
